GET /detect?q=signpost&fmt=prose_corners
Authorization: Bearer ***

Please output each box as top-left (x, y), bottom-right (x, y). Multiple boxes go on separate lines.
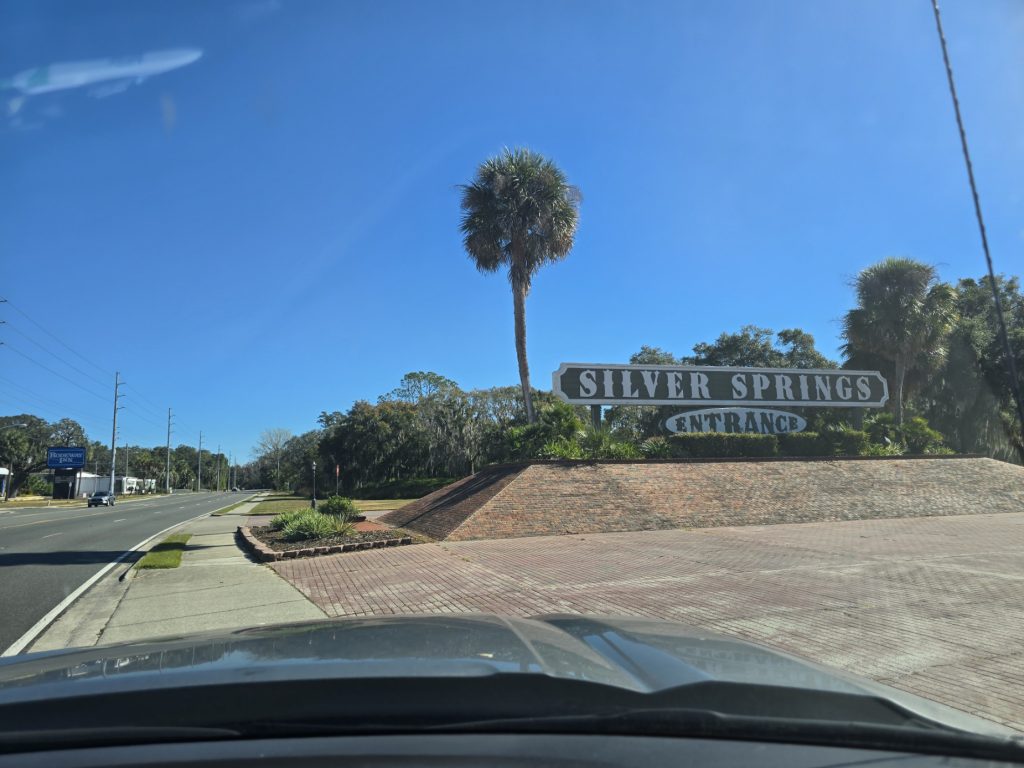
top-left (47, 447), bottom-right (86, 500)
top-left (47, 447), bottom-right (86, 469)
top-left (552, 363), bottom-right (888, 409)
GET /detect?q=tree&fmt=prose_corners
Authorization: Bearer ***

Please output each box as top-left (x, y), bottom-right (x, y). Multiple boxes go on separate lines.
top-left (254, 428), bottom-right (293, 490)
top-left (0, 415), bottom-right (86, 497)
top-left (460, 147), bottom-right (580, 424)
top-left (922, 275), bottom-right (1024, 462)
top-left (380, 371), bottom-right (457, 404)
top-left (688, 325), bottom-right (835, 368)
top-left (842, 258), bottom-right (957, 426)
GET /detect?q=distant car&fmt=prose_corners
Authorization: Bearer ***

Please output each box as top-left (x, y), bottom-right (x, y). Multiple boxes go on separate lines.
top-left (231, 487), bottom-right (239, 492)
top-left (87, 492), bottom-right (115, 507)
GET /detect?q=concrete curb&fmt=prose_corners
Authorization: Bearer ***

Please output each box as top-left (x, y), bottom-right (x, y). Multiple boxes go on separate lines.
top-left (237, 525), bottom-right (412, 562)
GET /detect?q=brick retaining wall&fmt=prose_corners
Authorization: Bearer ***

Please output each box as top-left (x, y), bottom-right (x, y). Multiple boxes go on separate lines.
top-left (380, 457), bottom-right (1024, 542)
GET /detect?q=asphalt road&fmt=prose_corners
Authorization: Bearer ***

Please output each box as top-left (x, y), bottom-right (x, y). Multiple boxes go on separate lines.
top-left (0, 491), bottom-right (254, 654)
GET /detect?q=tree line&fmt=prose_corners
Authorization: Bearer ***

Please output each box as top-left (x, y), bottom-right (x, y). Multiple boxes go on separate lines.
top-left (0, 414), bottom-right (231, 498)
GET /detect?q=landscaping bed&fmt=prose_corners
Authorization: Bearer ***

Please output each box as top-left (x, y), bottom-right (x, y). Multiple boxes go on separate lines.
top-left (254, 525), bottom-right (408, 552)
top-left (238, 524), bottom-right (420, 562)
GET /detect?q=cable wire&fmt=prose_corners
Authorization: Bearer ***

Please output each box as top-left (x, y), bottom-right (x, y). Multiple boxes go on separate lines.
top-left (0, 297), bottom-right (112, 378)
top-left (931, 0), bottom-right (1024, 445)
top-left (1, 341), bottom-right (109, 402)
top-left (2, 321), bottom-right (111, 390)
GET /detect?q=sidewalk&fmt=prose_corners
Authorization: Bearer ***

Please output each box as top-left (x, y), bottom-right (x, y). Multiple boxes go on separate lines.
top-left (31, 499), bottom-right (325, 652)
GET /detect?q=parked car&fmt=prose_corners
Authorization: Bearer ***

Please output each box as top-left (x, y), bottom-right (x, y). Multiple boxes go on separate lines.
top-left (87, 491), bottom-right (115, 507)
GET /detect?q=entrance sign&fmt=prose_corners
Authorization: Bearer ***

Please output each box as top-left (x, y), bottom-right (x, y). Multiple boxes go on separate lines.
top-left (666, 408), bottom-right (807, 435)
top-left (553, 364), bottom-right (888, 408)
top-left (47, 447), bottom-right (86, 469)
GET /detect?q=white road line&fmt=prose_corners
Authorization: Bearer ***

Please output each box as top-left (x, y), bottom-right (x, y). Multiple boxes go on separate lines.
top-left (113, 519), bottom-right (126, 523)
top-left (1, 498), bottom-right (244, 657)
top-left (41, 532), bottom-right (62, 539)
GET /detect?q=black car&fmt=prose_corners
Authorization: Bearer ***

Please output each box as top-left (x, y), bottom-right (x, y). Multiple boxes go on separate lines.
top-left (87, 492), bottom-right (115, 507)
top-left (0, 615), bottom-right (1021, 767)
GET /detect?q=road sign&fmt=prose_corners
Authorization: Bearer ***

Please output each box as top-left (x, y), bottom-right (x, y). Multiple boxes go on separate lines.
top-left (47, 446), bottom-right (86, 469)
top-left (553, 363), bottom-right (889, 408)
top-left (666, 408), bottom-right (808, 435)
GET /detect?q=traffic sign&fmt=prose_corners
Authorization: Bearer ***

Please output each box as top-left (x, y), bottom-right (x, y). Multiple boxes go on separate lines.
top-left (47, 447), bottom-right (86, 469)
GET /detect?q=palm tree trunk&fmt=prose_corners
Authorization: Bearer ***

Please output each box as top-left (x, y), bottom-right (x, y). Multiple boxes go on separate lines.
top-left (894, 353), bottom-right (906, 427)
top-left (512, 278), bottom-right (536, 424)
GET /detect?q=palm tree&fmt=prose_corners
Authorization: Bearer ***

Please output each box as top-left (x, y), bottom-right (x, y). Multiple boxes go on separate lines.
top-left (842, 258), bottom-right (957, 425)
top-left (459, 148), bottom-right (580, 424)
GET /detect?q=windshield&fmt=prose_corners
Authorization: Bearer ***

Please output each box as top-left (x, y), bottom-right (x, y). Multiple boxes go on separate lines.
top-left (1, 0), bottom-right (1022, 745)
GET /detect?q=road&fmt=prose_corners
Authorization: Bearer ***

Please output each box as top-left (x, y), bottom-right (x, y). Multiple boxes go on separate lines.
top-left (0, 491), bottom-right (253, 654)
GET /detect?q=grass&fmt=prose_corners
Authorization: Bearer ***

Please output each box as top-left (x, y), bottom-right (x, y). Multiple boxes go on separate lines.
top-left (210, 496), bottom-right (259, 516)
top-left (246, 496), bottom-right (412, 517)
top-left (136, 533), bottom-right (192, 569)
top-left (250, 497), bottom-right (313, 516)
top-left (353, 499), bottom-right (414, 512)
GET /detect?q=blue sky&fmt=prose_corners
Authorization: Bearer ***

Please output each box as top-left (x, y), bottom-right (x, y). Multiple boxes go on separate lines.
top-left (2, 0), bottom-right (1022, 461)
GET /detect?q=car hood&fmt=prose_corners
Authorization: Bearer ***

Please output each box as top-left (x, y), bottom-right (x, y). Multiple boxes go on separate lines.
top-left (0, 614), bottom-right (1014, 737)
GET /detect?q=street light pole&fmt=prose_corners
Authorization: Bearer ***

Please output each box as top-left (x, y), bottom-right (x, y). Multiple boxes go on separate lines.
top-left (311, 461), bottom-right (317, 509)
top-left (197, 431), bottom-right (203, 492)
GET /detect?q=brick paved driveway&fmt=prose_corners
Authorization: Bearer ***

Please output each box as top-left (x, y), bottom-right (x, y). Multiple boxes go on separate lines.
top-left (272, 512), bottom-right (1024, 730)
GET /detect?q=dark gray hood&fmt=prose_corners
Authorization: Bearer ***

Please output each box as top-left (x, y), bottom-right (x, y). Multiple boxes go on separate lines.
top-left (0, 614), bottom-right (1014, 737)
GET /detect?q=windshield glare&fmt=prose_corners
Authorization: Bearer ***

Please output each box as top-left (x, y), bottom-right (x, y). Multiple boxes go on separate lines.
top-left (1, 0), bottom-right (1023, 746)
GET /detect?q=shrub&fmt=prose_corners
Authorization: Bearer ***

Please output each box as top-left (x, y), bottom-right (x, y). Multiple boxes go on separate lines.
top-left (900, 417), bottom-right (947, 454)
top-left (669, 433), bottom-right (778, 458)
top-left (539, 436), bottom-right (583, 460)
top-left (269, 509), bottom-right (306, 531)
top-left (320, 495), bottom-right (357, 520)
top-left (861, 442), bottom-right (906, 456)
top-left (829, 429), bottom-right (869, 456)
top-left (777, 432), bottom-right (831, 457)
top-left (639, 436), bottom-right (672, 458)
top-left (281, 510), bottom-right (349, 542)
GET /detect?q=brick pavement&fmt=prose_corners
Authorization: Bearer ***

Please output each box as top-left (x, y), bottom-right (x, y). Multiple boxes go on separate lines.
top-left (273, 512), bottom-right (1024, 730)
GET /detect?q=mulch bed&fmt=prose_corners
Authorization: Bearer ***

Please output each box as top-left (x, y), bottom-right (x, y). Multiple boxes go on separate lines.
top-left (237, 524), bottom-right (423, 562)
top-left (254, 526), bottom-right (405, 552)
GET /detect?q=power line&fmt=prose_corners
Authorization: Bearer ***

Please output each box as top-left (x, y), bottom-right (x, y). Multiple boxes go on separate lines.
top-left (1, 320), bottom-right (110, 390)
top-left (1, 341), bottom-right (108, 402)
top-left (931, 0), bottom-right (1024, 443)
top-left (0, 297), bottom-right (111, 378)
top-left (0, 374), bottom-right (108, 424)
top-left (122, 384), bottom-right (168, 417)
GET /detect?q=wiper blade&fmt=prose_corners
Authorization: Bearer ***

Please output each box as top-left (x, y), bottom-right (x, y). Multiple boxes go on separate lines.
top-left (246, 709), bottom-right (1024, 764)
top-left (0, 726), bottom-right (240, 754)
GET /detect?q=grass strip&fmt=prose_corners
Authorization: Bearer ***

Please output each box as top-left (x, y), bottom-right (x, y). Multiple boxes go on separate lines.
top-left (136, 533), bottom-right (192, 569)
top-left (352, 499), bottom-right (414, 513)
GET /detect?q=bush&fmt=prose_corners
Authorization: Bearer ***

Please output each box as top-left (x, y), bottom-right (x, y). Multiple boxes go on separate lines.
top-left (861, 442), bottom-right (905, 456)
top-left (320, 495), bottom-right (357, 520)
top-left (639, 436), bottom-right (672, 458)
top-left (349, 478), bottom-right (456, 499)
top-left (900, 417), bottom-right (947, 454)
top-left (828, 429), bottom-right (869, 456)
top-left (281, 510), bottom-right (349, 542)
top-left (269, 509), bottom-right (306, 531)
top-left (669, 433), bottom-right (779, 458)
top-left (777, 432), bottom-right (831, 457)
top-left (864, 413), bottom-right (948, 454)
top-left (539, 436), bottom-right (583, 460)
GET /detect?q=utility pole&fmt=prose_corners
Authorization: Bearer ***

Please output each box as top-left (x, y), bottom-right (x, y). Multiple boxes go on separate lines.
top-left (311, 461), bottom-right (317, 509)
top-left (197, 431), bottom-right (203, 492)
top-left (109, 372), bottom-right (123, 496)
top-left (166, 408), bottom-right (173, 494)
top-left (215, 444), bottom-right (221, 491)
